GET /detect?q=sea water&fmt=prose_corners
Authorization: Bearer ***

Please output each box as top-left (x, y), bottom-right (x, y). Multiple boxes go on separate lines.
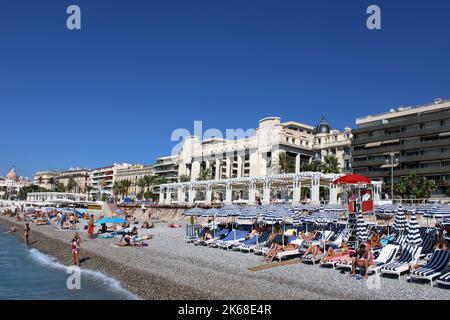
top-left (0, 224), bottom-right (139, 300)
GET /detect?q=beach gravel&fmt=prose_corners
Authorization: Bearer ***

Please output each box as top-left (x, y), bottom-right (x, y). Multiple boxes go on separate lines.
top-left (1, 215), bottom-right (449, 300)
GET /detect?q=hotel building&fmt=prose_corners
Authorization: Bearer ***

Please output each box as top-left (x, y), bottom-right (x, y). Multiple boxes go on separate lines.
top-left (88, 163), bottom-right (132, 199)
top-left (115, 164), bottom-right (155, 198)
top-left (0, 167), bottom-right (31, 198)
top-left (351, 98), bottom-right (450, 196)
top-left (158, 116), bottom-right (355, 205)
top-left (33, 171), bottom-right (60, 190)
top-left (57, 168), bottom-right (91, 194)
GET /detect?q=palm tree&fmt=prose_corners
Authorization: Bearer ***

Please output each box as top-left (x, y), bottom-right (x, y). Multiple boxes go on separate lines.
top-left (37, 176), bottom-right (43, 186)
top-left (277, 151), bottom-right (293, 174)
top-left (301, 160), bottom-right (324, 172)
top-left (394, 172), bottom-right (436, 200)
top-left (137, 178), bottom-right (147, 200)
top-left (178, 174), bottom-right (191, 182)
top-left (67, 177), bottom-right (78, 193)
top-left (48, 177), bottom-right (55, 191)
top-left (198, 168), bottom-right (212, 181)
top-left (121, 180), bottom-right (132, 199)
top-left (322, 155), bottom-right (340, 174)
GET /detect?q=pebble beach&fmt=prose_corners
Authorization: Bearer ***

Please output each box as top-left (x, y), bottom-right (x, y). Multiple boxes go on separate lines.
top-left (1, 214), bottom-right (449, 300)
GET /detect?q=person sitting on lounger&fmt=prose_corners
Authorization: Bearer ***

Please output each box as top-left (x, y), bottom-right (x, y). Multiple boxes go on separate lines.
top-left (369, 227), bottom-right (381, 249)
top-left (200, 227), bottom-right (213, 240)
top-left (351, 243), bottom-right (373, 279)
top-left (265, 236), bottom-right (298, 263)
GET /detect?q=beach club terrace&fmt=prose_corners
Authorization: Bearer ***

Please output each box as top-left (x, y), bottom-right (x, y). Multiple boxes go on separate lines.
top-left (26, 192), bottom-right (90, 205)
top-left (158, 172), bottom-right (383, 206)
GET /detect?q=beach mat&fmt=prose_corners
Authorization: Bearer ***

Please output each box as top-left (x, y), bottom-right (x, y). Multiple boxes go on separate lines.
top-left (248, 258), bottom-right (303, 272)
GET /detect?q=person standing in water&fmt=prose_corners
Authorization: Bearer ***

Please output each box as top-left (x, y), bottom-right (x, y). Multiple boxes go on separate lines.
top-left (23, 223), bottom-right (30, 245)
top-left (71, 233), bottom-right (81, 266)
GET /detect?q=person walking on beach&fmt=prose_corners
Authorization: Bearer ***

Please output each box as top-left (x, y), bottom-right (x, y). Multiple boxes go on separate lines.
top-left (23, 223), bottom-right (30, 245)
top-left (87, 215), bottom-right (95, 239)
top-left (71, 233), bottom-right (81, 266)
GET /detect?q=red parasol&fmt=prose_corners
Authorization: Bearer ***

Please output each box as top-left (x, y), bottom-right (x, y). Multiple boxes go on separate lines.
top-left (334, 174), bottom-right (372, 185)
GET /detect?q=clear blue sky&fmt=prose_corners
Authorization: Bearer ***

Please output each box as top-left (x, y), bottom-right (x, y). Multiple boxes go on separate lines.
top-left (1, 0), bottom-right (450, 178)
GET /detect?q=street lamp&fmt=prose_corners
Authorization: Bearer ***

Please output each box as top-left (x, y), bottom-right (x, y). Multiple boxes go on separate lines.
top-left (384, 152), bottom-right (399, 201)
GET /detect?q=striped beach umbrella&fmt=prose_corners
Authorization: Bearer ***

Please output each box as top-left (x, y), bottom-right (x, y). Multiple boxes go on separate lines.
top-left (393, 209), bottom-right (407, 232)
top-left (356, 213), bottom-right (369, 241)
top-left (407, 211), bottom-right (422, 246)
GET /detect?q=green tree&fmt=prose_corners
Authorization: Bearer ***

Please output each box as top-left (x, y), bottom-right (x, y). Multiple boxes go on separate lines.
top-left (67, 177), bottom-right (78, 193)
top-left (322, 155), bottom-right (340, 174)
top-left (198, 168), bottom-right (212, 181)
top-left (277, 151), bottom-right (293, 174)
top-left (137, 178), bottom-right (147, 200)
top-left (394, 172), bottom-right (436, 200)
top-left (178, 174), bottom-right (191, 182)
top-left (121, 179), bottom-right (132, 198)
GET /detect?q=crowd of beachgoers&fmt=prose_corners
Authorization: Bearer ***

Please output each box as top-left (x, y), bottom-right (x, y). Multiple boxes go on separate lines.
top-left (184, 203), bottom-right (450, 288)
top-left (1, 200), bottom-right (450, 298)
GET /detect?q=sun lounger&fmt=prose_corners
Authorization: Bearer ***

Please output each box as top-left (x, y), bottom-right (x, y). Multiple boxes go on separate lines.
top-left (410, 249), bottom-right (450, 285)
top-left (216, 230), bottom-right (249, 250)
top-left (380, 245), bottom-right (422, 279)
top-left (239, 232), bottom-right (271, 253)
top-left (194, 228), bottom-right (229, 246)
top-left (232, 234), bottom-right (259, 251)
top-left (253, 234), bottom-right (283, 255)
top-left (436, 271), bottom-right (450, 287)
top-left (320, 252), bottom-right (353, 269)
top-left (367, 244), bottom-right (400, 274)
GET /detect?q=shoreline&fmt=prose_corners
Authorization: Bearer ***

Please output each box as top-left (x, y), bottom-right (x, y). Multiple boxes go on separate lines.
top-left (0, 215), bottom-right (213, 300)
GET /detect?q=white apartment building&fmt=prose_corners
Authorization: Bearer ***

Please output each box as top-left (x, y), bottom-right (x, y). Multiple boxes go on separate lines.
top-left (89, 163), bottom-right (132, 200)
top-left (159, 116), bottom-right (353, 205)
top-left (153, 155), bottom-right (179, 183)
top-left (176, 116), bottom-right (351, 182)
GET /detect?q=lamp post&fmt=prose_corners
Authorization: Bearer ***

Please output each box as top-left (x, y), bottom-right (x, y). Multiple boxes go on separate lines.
top-left (385, 152), bottom-right (399, 201)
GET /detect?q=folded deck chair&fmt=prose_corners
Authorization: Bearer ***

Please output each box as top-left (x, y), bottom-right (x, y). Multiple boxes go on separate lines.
top-left (239, 232), bottom-right (270, 253)
top-left (436, 271), bottom-right (450, 287)
top-left (380, 245), bottom-right (422, 280)
top-left (410, 249), bottom-right (450, 285)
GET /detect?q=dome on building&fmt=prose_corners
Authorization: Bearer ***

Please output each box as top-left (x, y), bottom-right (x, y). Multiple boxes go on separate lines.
top-left (316, 116), bottom-right (331, 134)
top-left (6, 167), bottom-right (18, 180)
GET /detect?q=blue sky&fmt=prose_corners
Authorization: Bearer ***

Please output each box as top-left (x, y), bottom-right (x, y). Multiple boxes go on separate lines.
top-left (1, 0), bottom-right (450, 178)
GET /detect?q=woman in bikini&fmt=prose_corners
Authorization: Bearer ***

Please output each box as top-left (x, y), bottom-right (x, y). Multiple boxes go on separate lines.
top-left (23, 223), bottom-right (30, 245)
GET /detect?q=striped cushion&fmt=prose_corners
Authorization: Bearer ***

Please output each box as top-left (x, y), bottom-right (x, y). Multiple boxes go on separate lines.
top-left (411, 250), bottom-right (450, 277)
top-left (381, 245), bottom-right (421, 272)
top-left (438, 272), bottom-right (450, 282)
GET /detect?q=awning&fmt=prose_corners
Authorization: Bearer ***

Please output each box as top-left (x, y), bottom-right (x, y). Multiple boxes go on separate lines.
top-left (439, 132), bottom-right (450, 137)
top-left (365, 141), bottom-right (382, 148)
top-left (382, 139), bottom-right (400, 145)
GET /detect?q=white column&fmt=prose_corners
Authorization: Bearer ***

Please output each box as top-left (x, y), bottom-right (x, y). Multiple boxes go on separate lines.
top-left (236, 155), bottom-right (243, 178)
top-left (191, 161), bottom-right (201, 181)
top-left (225, 183), bottom-right (233, 205)
top-left (205, 184), bottom-right (212, 205)
top-left (215, 159), bottom-right (221, 180)
top-left (295, 154), bottom-right (301, 174)
top-left (188, 187), bottom-right (196, 204)
top-left (262, 179), bottom-right (271, 205)
top-left (329, 184), bottom-right (338, 204)
top-left (165, 188), bottom-right (172, 204)
top-left (159, 187), bottom-right (165, 204)
top-left (292, 176), bottom-right (301, 204)
top-left (248, 180), bottom-right (256, 205)
top-left (226, 158), bottom-right (232, 179)
top-left (177, 186), bottom-right (185, 203)
top-left (310, 176), bottom-right (320, 205)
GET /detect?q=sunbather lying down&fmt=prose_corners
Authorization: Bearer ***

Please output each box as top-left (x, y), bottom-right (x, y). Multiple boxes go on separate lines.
top-left (265, 237), bottom-right (299, 263)
top-left (303, 241), bottom-right (349, 260)
top-left (116, 235), bottom-right (152, 247)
